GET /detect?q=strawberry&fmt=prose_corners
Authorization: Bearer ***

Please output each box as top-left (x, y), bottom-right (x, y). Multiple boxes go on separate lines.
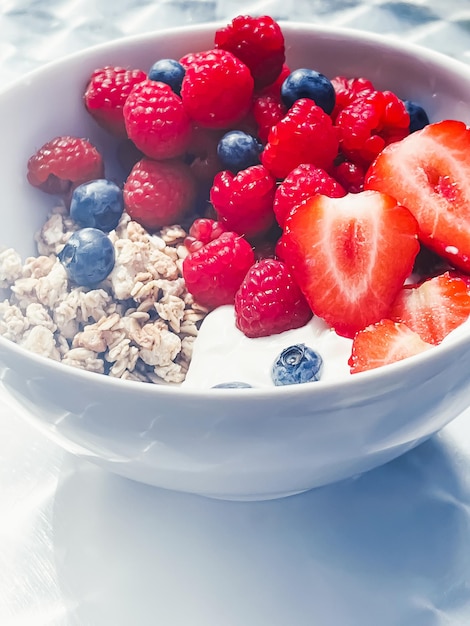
top-left (348, 319), bottom-right (433, 374)
top-left (365, 120), bottom-right (470, 273)
top-left (279, 190), bottom-right (420, 338)
top-left (388, 271), bottom-right (470, 345)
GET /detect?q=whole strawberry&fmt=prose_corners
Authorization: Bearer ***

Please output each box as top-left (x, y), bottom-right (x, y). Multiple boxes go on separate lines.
top-left (27, 135), bottom-right (104, 195)
top-left (123, 79), bottom-right (192, 160)
top-left (84, 66), bottom-right (147, 137)
top-left (261, 98), bottom-right (339, 179)
top-left (210, 164), bottom-right (276, 238)
top-left (182, 231), bottom-right (255, 309)
top-left (123, 157), bottom-right (196, 230)
top-left (214, 15), bottom-right (285, 90)
top-left (180, 49), bottom-right (254, 129)
top-left (234, 258), bottom-right (313, 338)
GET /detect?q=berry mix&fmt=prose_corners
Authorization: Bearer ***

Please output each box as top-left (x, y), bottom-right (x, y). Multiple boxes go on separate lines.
top-left (3, 13), bottom-right (470, 387)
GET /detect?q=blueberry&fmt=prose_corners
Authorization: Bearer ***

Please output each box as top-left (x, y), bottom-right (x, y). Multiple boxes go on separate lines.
top-left (217, 130), bottom-right (262, 173)
top-left (148, 58), bottom-right (186, 94)
top-left (211, 382), bottom-right (253, 388)
top-left (58, 228), bottom-right (115, 286)
top-left (271, 344), bottom-right (323, 386)
top-left (403, 100), bottom-right (430, 133)
top-left (70, 179), bottom-right (124, 232)
top-left (281, 68), bottom-right (336, 114)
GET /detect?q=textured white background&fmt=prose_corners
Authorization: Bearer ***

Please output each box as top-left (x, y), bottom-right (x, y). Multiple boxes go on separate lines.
top-left (1, 1), bottom-right (470, 625)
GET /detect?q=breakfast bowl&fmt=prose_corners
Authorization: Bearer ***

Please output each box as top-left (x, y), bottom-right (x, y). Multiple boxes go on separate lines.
top-left (1, 20), bottom-right (470, 501)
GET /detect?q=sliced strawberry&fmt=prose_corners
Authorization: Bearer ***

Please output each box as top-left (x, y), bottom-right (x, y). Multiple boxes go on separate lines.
top-left (389, 271), bottom-right (470, 345)
top-left (348, 319), bottom-right (433, 374)
top-left (279, 190), bottom-right (420, 338)
top-left (365, 120), bottom-right (470, 272)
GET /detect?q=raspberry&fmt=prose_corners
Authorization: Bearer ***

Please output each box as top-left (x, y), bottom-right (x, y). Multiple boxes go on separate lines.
top-left (273, 164), bottom-right (346, 227)
top-left (331, 158), bottom-right (366, 194)
top-left (336, 89), bottom-right (410, 166)
top-left (214, 15), bottom-right (285, 90)
top-left (261, 98), bottom-right (339, 179)
top-left (27, 136), bottom-right (104, 195)
top-left (210, 165), bottom-right (276, 238)
top-left (234, 258), bottom-right (312, 338)
top-left (123, 157), bottom-right (196, 230)
top-left (330, 76), bottom-right (375, 121)
top-left (180, 49), bottom-right (254, 129)
top-left (252, 92), bottom-right (287, 143)
top-left (182, 231), bottom-right (255, 309)
top-left (123, 79), bottom-right (192, 160)
top-left (184, 218), bottom-right (227, 253)
top-left (258, 63), bottom-right (291, 96)
top-left (84, 66), bottom-right (147, 137)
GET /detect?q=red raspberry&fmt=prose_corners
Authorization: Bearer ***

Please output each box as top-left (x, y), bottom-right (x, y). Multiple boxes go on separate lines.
top-left (330, 76), bottom-right (375, 121)
top-left (123, 79), bottom-right (192, 160)
top-left (331, 158), bottom-right (366, 194)
top-left (252, 93), bottom-right (287, 143)
top-left (182, 231), bottom-right (255, 309)
top-left (84, 66), bottom-right (147, 137)
top-left (214, 15), bottom-right (285, 90)
top-left (261, 99), bottom-right (339, 179)
top-left (273, 164), bottom-right (346, 227)
top-left (123, 157), bottom-right (197, 230)
top-left (210, 165), bottom-right (276, 238)
top-left (184, 218), bottom-right (227, 253)
top-left (27, 135), bottom-right (104, 195)
top-left (180, 49), bottom-right (254, 129)
top-left (258, 63), bottom-right (291, 96)
top-left (336, 90), bottom-right (410, 167)
top-left (234, 258), bottom-right (312, 338)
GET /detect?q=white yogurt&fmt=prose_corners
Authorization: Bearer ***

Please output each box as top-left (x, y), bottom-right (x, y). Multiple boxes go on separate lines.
top-left (182, 305), bottom-right (353, 389)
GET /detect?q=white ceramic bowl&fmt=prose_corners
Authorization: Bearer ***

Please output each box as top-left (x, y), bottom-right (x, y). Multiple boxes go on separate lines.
top-left (1, 22), bottom-right (470, 501)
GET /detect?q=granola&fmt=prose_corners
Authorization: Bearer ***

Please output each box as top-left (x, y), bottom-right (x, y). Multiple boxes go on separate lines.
top-left (0, 205), bottom-right (208, 384)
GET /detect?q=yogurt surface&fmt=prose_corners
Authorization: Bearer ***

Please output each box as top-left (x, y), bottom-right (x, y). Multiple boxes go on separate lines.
top-left (183, 304), bottom-right (353, 389)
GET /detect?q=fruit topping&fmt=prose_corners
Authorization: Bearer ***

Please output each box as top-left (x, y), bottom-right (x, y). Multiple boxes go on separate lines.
top-left (182, 230), bottom-right (255, 309)
top-left (234, 258), bottom-right (313, 338)
top-left (148, 58), bottom-right (186, 94)
top-left (214, 14), bottom-right (285, 89)
top-left (180, 49), bottom-right (254, 128)
top-left (84, 66), bottom-right (147, 137)
top-left (271, 344), bottom-right (323, 386)
top-left (123, 157), bottom-right (197, 231)
top-left (27, 136), bottom-right (104, 196)
top-left (365, 119), bottom-right (470, 272)
top-left (123, 79), bottom-right (192, 160)
top-left (403, 99), bottom-right (430, 133)
top-left (389, 271), bottom-right (470, 345)
top-left (279, 190), bottom-right (420, 338)
top-left (273, 163), bottom-right (346, 228)
top-left (210, 164), bottom-right (276, 238)
top-left (58, 227), bottom-right (115, 286)
top-left (70, 179), bottom-right (124, 232)
top-left (281, 68), bottom-right (336, 114)
top-left (216, 130), bottom-right (262, 172)
top-left (348, 319), bottom-right (433, 373)
top-left (261, 98), bottom-right (339, 179)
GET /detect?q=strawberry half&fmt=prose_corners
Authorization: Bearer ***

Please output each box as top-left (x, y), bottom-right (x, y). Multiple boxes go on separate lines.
top-left (348, 319), bottom-right (433, 374)
top-left (365, 120), bottom-right (470, 272)
top-left (279, 190), bottom-right (420, 338)
top-left (389, 271), bottom-right (470, 345)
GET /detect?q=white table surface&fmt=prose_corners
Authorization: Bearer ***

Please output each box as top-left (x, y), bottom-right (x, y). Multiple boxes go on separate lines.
top-left (1, 1), bottom-right (470, 625)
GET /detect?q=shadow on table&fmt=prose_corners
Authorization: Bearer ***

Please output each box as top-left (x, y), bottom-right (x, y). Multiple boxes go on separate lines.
top-left (51, 428), bottom-right (470, 626)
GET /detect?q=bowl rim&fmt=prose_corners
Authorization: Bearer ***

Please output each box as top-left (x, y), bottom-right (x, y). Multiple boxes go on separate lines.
top-left (2, 20), bottom-right (470, 400)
